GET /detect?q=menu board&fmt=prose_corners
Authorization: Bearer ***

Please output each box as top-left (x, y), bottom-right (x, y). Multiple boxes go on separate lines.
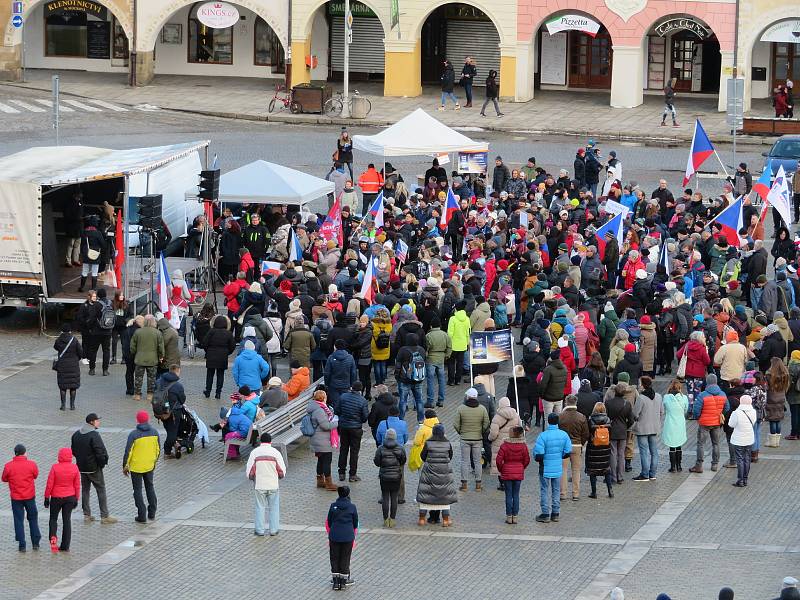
top-left (87, 21), bottom-right (110, 59)
top-left (539, 32), bottom-right (566, 85)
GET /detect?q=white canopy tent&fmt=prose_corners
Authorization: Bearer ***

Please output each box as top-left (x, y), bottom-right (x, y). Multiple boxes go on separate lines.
top-left (192, 160), bottom-right (334, 209)
top-left (352, 108), bottom-right (489, 157)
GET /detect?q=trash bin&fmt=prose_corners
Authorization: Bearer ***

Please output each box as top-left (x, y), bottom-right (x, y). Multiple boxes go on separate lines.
top-left (291, 83), bottom-right (331, 114)
top-left (349, 95), bottom-right (369, 119)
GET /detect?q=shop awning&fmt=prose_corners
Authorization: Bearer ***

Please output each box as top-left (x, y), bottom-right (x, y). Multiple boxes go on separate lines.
top-left (352, 108), bottom-right (489, 157)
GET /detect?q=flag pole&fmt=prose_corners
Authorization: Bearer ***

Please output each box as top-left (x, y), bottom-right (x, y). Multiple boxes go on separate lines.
top-left (509, 330), bottom-right (521, 417)
top-left (712, 148), bottom-right (731, 179)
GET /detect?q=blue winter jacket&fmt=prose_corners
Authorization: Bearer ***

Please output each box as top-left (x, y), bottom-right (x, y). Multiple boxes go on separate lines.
top-left (692, 384), bottom-right (730, 420)
top-left (227, 404), bottom-right (253, 438)
top-left (240, 395), bottom-right (260, 422)
top-left (327, 496), bottom-right (359, 543)
top-left (376, 416), bottom-right (409, 445)
top-left (232, 349), bottom-right (270, 390)
top-left (335, 390), bottom-right (369, 429)
top-left (324, 349), bottom-right (358, 391)
top-left (533, 424), bottom-right (572, 479)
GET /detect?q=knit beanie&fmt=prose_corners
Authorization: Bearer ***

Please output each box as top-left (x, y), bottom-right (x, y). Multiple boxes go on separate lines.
top-left (617, 372), bottom-right (630, 383)
top-left (706, 373), bottom-right (717, 386)
top-left (136, 410), bottom-right (149, 424)
top-left (385, 428), bottom-right (397, 441)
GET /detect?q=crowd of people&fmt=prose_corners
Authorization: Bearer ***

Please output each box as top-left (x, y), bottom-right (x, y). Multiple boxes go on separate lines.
top-left (4, 137), bottom-right (800, 597)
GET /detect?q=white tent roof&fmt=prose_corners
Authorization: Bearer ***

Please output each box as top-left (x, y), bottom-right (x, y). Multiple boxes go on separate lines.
top-left (208, 160), bottom-right (334, 205)
top-left (0, 141), bottom-right (209, 186)
top-left (352, 108), bottom-right (489, 157)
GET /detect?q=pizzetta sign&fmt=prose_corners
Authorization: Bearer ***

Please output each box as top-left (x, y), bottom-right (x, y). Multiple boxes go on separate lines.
top-left (546, 14), bottom-right (601, 37)
top-left (196, 2), bottom-right (240, 28)
top-left (655, 17), bottom-right (710, 39)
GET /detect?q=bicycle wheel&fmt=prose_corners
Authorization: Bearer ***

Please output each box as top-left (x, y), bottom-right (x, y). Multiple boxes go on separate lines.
top-left (324, 98), bottom-right (343, 117)
top-left (290, 101), bottom-right (302, 114)
top-left (186, 315), bottom-right (196, 359)
top-left (268, 97), bottom-right (276, 113)
top-left (363, 97), bottom-right (372, 115)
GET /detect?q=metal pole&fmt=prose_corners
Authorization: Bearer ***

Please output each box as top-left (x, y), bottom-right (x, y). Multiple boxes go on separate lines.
top-left (122, 177), bottom-right (130, 302)
top-left (21, 18), bottom-right (26, 83)
top-left (732, 0), bottom-right (740, 168)
top-left (509, 329), bottom-right (520, 417)
top-left (52, 75), bottom-right (59, 145)
top-left (341, 0), bottom-right (351, 117)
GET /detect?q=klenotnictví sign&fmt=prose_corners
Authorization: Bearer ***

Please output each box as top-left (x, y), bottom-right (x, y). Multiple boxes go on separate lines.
top-left (45, 0), bottom-right (107, 18)
top-left (655, 17), bottom-right (710, 39)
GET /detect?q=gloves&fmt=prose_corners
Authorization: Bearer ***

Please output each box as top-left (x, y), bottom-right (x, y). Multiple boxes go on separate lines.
top-left (44, 498), bottom-right (50, 508)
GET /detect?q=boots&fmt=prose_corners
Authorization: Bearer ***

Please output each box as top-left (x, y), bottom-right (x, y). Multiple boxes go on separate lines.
top-left (625, 458), bottom-right (632, 472)
top-left (607, 480), bottom-right (614, 498)
top-left (316, 475), bottom-right (325, 488)
top-left (418, 515), bottom-right (426, 526)
top-left (588, 481), bottom-right (597, 499)
top-left (332, 574), bottom-right (341, 591)
top-left (459, 480), bottom-right (468, 491)
top-left (668, 449), bottom-right (677, 473)
top-left (324, 476), bottom-right (338, 491)
top-left (475, 481), bottom-right (482, 492)
top-left (676, 449), bottom-right (683, 471)
top-left (59, 398), bottom-right (65, 411)
top-left (773, 433), bottom-right (781, 448)
top-left (442, 515), bottom-right (452, 527)
top-left (90, 276), bottom-right (97, 290)
top-left (69, 396), bottom-right (75, 411)
top-left (338, 471), bottom-right (346, 482)
top-left (78, 277), bottom-right (86, 292)
top-left (751, 450), bottom-right (759, 463)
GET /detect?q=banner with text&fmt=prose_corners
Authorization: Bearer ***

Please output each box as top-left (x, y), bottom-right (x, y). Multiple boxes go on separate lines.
top-left (458, 151), bottom-right (488, 174)
top-left (470, 329), bottom-right (513, 364)
top-left (0, 182), bottom-right (43, 285)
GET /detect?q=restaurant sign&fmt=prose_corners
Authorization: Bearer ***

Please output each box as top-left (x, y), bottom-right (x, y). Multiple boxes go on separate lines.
top-left (654, 17), bottom-right (710, 38)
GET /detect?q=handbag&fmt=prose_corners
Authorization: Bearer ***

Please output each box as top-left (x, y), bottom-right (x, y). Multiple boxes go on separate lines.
top-left (87, 248), bottom-right (100, 261)
top-left (676, 348), bottom-right (688, 379)
top-left (331, 150), bottom-right (340, 162)
top-left (52, 336), bottom-right (74, 370)
top-left (719, 412), bottom-right (726, 426)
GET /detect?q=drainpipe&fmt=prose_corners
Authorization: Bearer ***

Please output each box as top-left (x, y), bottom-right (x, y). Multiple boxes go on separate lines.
top-left (285, 0), bottom-right (292, 88)
top-left (129, 0), bottom-right (138, 87)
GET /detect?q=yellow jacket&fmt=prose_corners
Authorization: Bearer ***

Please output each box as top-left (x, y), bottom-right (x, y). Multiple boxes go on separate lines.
top-left (371, 319), bottom-right (392, 361)
top-left (409, 417), bottom-right (439, 471)
top-left (123, 424), bottom-right (160, 473)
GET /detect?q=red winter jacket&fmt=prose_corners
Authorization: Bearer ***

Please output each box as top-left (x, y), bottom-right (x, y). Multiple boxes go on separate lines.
top-left (560, 346), bottom-right (576, 394)
top-left (676, 339), bottom-right (711, 378)
top-left (1, 455), bottom-right (39, 501)
top-left (223, 279), bottom-right (249, 313)
top-left (44, 448), bottom-right (80, 500)
top-left (495, 438), bottom-right (531, 481)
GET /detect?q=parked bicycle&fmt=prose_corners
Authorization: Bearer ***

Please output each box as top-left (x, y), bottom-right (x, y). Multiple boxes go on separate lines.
top-left (268, 83), bottom-right (302, 114)
top-left (323, 90), bottom-right (372, 118)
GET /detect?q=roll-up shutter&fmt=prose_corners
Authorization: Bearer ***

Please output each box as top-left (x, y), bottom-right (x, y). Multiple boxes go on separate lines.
top-left (331, 16), bottom-right (385, 74)
top-left (445, 20), bottom-right (500, 86)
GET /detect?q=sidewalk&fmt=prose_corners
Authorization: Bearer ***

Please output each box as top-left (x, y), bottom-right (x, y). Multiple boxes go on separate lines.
top-left (2, 69), bottom-right (777, 145)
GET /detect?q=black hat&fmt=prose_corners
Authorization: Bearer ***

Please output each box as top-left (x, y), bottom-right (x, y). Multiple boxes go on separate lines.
top-left (290, 360), bottom-right (301, 369)
top-left (85, 413), bottom-right (100, 423)
top-left (238, 385), bottom-right (252, 396)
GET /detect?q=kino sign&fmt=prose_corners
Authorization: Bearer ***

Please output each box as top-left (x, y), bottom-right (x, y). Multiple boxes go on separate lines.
top-left (655, 17), bottom-right (710, 38)
top-left (196, 2), bottom-right (240, 28)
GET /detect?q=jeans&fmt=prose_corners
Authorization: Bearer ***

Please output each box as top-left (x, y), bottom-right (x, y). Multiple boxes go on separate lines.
top-left (662, 102), bottom-right (677, 122)
top-left (481, 97), bottom-right (501, 115)
top-left (337, 427), bottom-right (363, 476)
top-left (426, 363), bottom-right (446, 406)
top-left (373, 360), bottom-right (387, 385)
top-left (81, 262), bottom-right (100, 277)
top-left (463, 81), bottom-right (473, 104)
top-left (48, 496), bottom-right (76, 550)
top-left (610, 439), bottom-right (626, 480)
top-left (81, 470), bottom-right (109, 518)
top-left (753, 418), bottom-right (762, 450)
top-left (130, 470), bottom-right (157, 520)
top-left (696, 425), bottom-right (721, 467)
top-left (11, 498), bottom-right (40, 549)
top-left (448, 351), bottom-right (465, 384)
top-left (398, 381), bottom-right (424, 422)
top-left (460, 440), bottom-right (483, 482)
top-left (637, 434), bottom-right (659, 478)
top-left (770, 420), bottom-right (782, 434)
top-left (504, 479), bottom-right (521, 516)
top-left (734, 444), bottom-right (752, 483)
top-left (205, 367), bottom-right (225, 395)
top-left (539, 475), bottom-right (561, 515)
top-left (440, 91), bottom-right (458, 106)
top-left (253, 489), bottom-right (280, 535)
top-left (791, 404), bottom-right (800, 436)
top-left (560, 444), bottom-right (583, 498)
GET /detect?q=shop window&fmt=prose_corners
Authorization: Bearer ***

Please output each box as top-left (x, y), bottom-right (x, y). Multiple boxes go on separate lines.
top-left (188, 4), bottom-right (233, 64)
top-left (45, 11), bottom-right (88, 57)
top-left (254, 17), bottom-right (285, 72)
top-left (112, 16), bottom-right (129, 59)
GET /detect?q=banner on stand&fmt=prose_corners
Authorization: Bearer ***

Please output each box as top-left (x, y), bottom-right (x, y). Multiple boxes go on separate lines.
top-left (469, 329), bottom-right (513, 364)
top-left (458, 151), bottom-right (488, 174)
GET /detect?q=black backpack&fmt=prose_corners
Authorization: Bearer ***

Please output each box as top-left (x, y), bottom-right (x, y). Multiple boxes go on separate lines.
top-left (315, 318), bottom-right (333, 352)
top-left (376, 330), bottom-right (390, 349)
top-left (151, 381), bottom-right (176, 418)
top-left (97, 300), bottom-right (116, 330)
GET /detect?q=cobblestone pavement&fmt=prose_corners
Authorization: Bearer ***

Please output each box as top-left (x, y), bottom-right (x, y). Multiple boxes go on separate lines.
top-left (0, 69), bottom-right (778, 145)
top-left (0, 348), bottom-right (797, 600)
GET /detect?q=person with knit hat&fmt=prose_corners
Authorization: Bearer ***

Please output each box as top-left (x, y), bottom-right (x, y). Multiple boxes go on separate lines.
top-left (373, 428), bottom-right (406, 528)
top-left (688, 374), bottom-right (729, 473)
top-left (639, 315), bottom-right (657, 377)
top-left (728, 393), bottom-right (757, 487)
top-left (713, 329), bottom-right (753, 393)
top-left (123, 411), bottom-right (160, 523)
top-left (260, 376), bottom-right (288, 412)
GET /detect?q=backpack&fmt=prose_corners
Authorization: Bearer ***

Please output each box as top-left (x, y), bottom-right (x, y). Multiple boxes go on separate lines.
top-left (405, 350), bottom-right (426, 383)
top-left (376, 330), bottom-right (390, 349)
top-left (315, 318), bottom-right (333, 351)
top-left (300, 413), bottom-right (316, 436)
top-left (97, 300), bottom-right (116, 330)
top-left (592, 425), bottom-right (610, 447)
top-left (493, 303), bottom-right (508, 328)
top-left (151, 381), bottom-right (176, 418)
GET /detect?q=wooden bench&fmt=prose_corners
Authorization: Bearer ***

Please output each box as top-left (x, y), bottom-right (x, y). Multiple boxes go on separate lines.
top-left (222, 420), bottom-right (256, 465)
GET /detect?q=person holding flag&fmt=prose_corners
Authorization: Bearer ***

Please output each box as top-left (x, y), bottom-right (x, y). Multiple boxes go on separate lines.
top-left (441, 188), bottom-right (465, 260)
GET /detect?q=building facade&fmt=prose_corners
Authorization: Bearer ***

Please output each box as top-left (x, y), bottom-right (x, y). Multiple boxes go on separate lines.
top-left (0, 0), bottom-right (796, 111)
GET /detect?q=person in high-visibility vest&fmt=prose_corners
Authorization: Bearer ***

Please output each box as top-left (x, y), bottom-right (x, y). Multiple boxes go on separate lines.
top-left (357, 164), bottom-right (383, 215)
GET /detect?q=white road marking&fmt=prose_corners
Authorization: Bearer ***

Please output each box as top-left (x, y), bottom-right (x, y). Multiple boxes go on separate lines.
top-left (85, 99), bottom-right (128, 112)
top-left (61, 99), bottom-right (102, 112)
top-left (0, 102), bottom-right (20, 113)
top-left (34, 99), bottom-right (74, 111)
top-left (7, 99), bottom-right (46, 112)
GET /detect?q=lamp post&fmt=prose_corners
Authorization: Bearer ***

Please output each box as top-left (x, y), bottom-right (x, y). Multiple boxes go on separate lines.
top-left (341, 0), bottom-right (352, 117)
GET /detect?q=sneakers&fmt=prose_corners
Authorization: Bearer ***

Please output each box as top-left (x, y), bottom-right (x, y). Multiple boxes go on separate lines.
top-left (84, 514), bottom-right (96, 522)
top-left (100, 516), bottom-right (118, 524)
top-left (550, 513), bottom-right (559, 522)
top-left (454, 104), bottom-right (461, 110)
top-left (633, 475), bottom-right (650, 481)
top-left (710, 464), bottom-right (719, 472)
top-left (348, 475), bottom-right (361, 482)
top-left (535, 513), bottom-right (550, 523)
top-left (49, 536), bottom-right (59, 553)
top-left (688, 465), bottom-right (704, 473)
top-left (438, 106), bottom-right (445, 111)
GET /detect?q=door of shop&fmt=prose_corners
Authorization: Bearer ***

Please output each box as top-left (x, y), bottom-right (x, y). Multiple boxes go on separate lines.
top-left (772, 43), bottom-right (800, 90)
top-left (568, 29), bottom-right (611, 88)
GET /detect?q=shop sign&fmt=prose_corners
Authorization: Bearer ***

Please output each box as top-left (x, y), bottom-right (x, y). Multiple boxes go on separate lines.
top-left (327, 2), bottom-right (376, 18)
top-left (654, 17), bottom-right (710, 39)
top-left (44, 0), bottom-right (106, 19)
top-left (196, 2), bottom-right (240, 29)
top-left (545, 14), bottom-right (601, 37)
top-left (760, 19), bottom-right (800, 43)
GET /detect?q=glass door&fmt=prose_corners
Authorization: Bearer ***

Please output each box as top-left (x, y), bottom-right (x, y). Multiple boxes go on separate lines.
top-left (772, 43), bottom-right (800, 89)
top-left (569, 29), bottom-right (612, 88)
top-left (670, 34), bottom-right (696, 92)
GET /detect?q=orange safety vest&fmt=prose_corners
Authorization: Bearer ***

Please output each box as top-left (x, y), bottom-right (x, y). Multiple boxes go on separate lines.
top-left (357, 169), bottom-right (383, 194)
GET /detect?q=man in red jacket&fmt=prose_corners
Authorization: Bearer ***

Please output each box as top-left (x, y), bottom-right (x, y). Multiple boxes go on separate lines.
top-left (1, 444), bottom-right (41, 552)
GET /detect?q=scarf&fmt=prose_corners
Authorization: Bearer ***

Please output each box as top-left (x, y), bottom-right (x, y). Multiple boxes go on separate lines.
top-left (317, 400), bottom-right (340, 449)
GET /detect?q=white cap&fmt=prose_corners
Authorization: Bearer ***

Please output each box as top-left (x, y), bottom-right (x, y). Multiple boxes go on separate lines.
top-left (465, 388), bottom-right (478, 399)
top-left (610, 588), bottom-right (624, 600)
top-left (244, 340), bottom-right (255, 351)
top-left (557, 336), bottom-right (569, 348)
top-left (636, 269), bottom-right (648, 280)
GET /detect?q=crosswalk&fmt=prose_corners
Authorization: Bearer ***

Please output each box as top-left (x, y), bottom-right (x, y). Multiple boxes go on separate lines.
top-left (0, 97), bottom-right (158, 114)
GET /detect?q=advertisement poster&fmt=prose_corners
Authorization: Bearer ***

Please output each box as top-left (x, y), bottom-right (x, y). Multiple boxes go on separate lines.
top-left (0, 182), bottom-right (43, 285)
top-left (470, 329), bottom-right (513, 364)
top-left (458, 151), bottom-right (488, 174)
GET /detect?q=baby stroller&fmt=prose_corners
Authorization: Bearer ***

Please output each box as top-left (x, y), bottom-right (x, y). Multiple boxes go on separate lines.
top-left (173, 407), bottom-right (208, 458)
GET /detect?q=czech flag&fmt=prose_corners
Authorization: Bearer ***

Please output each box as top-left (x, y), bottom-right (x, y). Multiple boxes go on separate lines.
top-left (439, 187), bottom-right (460, 228)
top-left (752, 162), bottom-right (772, 203)
top-left (260, 261), bottom-right (282, 277)
top-left (594, 212), bottom-right (624, 256)
top-left (712, 195), bottom-right (744, 243)
top-left (368, 191), bottom-right (385, 229)
top-left (359, 258), bottom-right (378, 304)
top-left (289, 228), bottom-right (303, 263)
top-left (767, 164), bottom-right (793, 228)
top-left (157, 252), bottom-right (171, 319)
top-left (683, 120), bottom-right (715, 186)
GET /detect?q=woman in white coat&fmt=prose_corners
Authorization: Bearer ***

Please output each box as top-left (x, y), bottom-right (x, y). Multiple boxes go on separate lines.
top-left (728, 394), bottom-right (758, 487)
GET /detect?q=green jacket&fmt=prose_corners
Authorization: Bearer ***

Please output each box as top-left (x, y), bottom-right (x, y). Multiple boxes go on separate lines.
top-left (454, 398), bottom-right (489, 441)
top-left (425, 329), bottom-right (452, 365)
top-left (448, 310), bottom-right (471, 352)
top-left (157, 318), bottom-right (181, 367)
top-left (598, 309), bottom-right (619, 361)
top-left (130, 326), bottom-right (164, 367)
top-left (788, 361), bottom-right (800, 405)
